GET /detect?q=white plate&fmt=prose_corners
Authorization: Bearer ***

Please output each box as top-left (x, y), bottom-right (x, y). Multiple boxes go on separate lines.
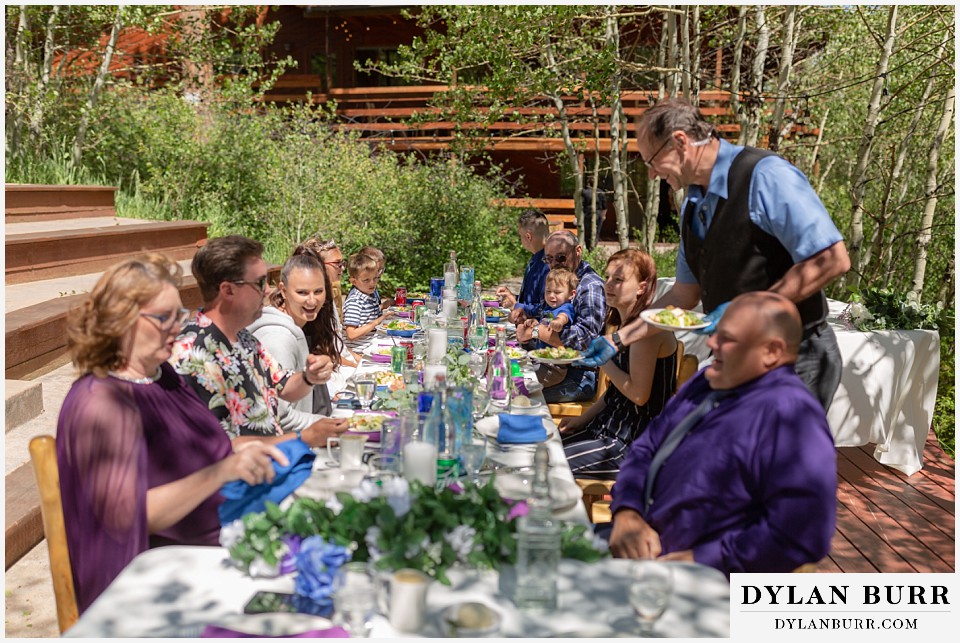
top-left (494, 473), bottom-right (583, 512)
top-left (640, 307), bottom-right (709, 331)
top-left (297, 467), bottom-right (368, 499)
top-left (212, 612), bottom-right (334, 636)
top-left (362, 342), bottom-right (398, 357)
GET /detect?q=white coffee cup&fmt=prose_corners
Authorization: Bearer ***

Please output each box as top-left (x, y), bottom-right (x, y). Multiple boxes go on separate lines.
top-left (376, 568), bottom-right (431, 632)
top-left (327, 434), bottom-right (368, 469)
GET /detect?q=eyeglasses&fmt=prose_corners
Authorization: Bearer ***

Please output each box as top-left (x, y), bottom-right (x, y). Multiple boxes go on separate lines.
top-left (140, 307), bottom-right (190, 332)
top-left (543, 253), bottom-right (569, 266)
top-left (324, 260), bottom-right (345, 270)
top-left (232, 275), bottom-right (269, 293)
top-left (640, 136), bottom-right (674, 166)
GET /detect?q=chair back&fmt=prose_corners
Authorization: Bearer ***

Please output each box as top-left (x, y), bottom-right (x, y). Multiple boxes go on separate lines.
top-left (28, 435), bottom-right (78, 633)
top-left (676, 349), bottom-right (700, 391)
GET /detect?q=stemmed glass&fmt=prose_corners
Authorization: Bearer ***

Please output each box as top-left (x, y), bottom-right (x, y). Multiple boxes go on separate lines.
top-left (460, 439), bottom-right (487, 484)
top-left (332, 562), bottom-right (377, 637)
top-left (355, 379), bottom-right (376, 411)
top-left (628, 561), bottom-right (673, 637)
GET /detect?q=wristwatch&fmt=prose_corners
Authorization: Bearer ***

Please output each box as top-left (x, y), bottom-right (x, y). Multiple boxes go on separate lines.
top-left (611, 331), bottom-right (625, 351)
top-left (301, 369), bottom-right (317, 386)
top-left (532, 326), bottom-right (540, 341)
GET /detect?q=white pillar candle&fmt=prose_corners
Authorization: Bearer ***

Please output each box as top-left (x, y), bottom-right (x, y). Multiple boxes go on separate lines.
top-left (444, 272), bottom-right (457, 290)
top-left (423, 364), bottom-right (447, 387)
top-left (426, 329), bottom-right (447, 363)
top-left (403, 440), bottom-right (438, 486)
top-left (442, 298), bottom-right (458, 319)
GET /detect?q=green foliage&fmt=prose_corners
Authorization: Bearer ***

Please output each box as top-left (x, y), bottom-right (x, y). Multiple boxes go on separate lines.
top-left (228, 481), bottom-right (607, 585)
top-left (933, 333), bottom-right (955, 458)
top-left (839, 287), bottom-right (948, 332)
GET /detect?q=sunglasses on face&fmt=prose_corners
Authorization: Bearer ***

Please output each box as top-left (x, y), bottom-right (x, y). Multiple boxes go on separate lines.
top-left (543, 254), bottom-right (569, 266)
top-left (140, 307), bottom-right (190, 332)
top-left (324, 260), bottom-right (345, 270)
top-left (232, 275), bottom-right (269, 293)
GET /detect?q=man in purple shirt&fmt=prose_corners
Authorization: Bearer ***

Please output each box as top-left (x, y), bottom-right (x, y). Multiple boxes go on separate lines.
top-left (608, 291), bottom-right (836, 575)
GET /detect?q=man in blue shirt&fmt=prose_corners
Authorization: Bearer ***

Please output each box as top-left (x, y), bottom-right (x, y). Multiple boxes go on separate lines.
top-left (516, 230), bottom-right (606, 403)
top-left (578, 98), bottom-right (850, 410)
top-left (608, 292), bottom-right (837, 575)
top-left (498, 209), bottom-right (550, 322)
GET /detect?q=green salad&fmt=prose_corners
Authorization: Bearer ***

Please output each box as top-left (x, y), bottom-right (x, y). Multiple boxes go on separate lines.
top-left (530, 346), bottom-right (580, 360)
top-left (652, 306), bottom-right (705, 327)
top-left (382, 320), bottom-right (418, 331)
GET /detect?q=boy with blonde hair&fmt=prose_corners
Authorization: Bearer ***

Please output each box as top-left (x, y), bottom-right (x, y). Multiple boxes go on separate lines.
top-left (343, 252), bottom-right (394, 340)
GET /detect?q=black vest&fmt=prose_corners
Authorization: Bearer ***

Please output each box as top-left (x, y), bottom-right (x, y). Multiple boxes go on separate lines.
top-left (683, 146), bottom-right (827, 328)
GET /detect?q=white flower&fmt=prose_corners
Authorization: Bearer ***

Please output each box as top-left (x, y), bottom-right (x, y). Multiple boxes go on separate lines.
top-left (849, 302), bottom-right (874, 324)
top-left (325, 495), bottom-right (343, 514)
top-left (381, 477), bottom-right (411, 517)
top-left (591, 534), bottom-right (611, 554)
top-left (365, 526), bottom-right (383, 561)
top-left (248, 555), bottom-right (281, 578)
top-left (444, 525), bottom-right (477, 561)
top-left (426, 540), bottom-right (444, 565)
top-left (219, 519), bottom-right (246, 548)
top-left (350, 479), bottom-right (381, 503)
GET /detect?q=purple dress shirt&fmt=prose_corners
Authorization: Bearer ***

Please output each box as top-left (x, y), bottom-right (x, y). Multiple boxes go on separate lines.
top-left (610, 365), bottom-right (836, 575)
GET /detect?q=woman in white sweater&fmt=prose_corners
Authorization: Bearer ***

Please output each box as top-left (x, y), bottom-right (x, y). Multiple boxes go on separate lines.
top-left (248, 247), bottom-right (349, 439)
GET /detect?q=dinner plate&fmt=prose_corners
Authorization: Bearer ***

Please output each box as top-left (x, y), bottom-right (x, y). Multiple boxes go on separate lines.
top-left (212, 612), bottom-right (334, 636)
top-left (640, 307), bottom-right (709, 331)
top-left (377, 321), bottom-right (420, 337)
top-left (388, 305), bottom-right (413, 318)
top-left (344, 411), bottom-right (395, 441)
top-left (362, 342), bottom-right (398, 364)
top-left (494, 473), bottom-right (583, 512)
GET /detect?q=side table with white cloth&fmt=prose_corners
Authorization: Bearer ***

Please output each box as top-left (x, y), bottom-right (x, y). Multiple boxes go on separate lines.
top-left (65, 545), bottom-right (730, 637)
top-left (655, 277), bottom-right (940, 475)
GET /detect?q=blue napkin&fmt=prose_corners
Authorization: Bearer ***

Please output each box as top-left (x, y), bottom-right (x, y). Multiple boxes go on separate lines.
top-left (218, 438), bottom-right (316, 525)
top-left (497, 414), bottom-right (547, 444)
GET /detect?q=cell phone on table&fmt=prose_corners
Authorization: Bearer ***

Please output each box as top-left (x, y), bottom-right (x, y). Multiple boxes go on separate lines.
top-left (242, 591), bottom-right (332, 618)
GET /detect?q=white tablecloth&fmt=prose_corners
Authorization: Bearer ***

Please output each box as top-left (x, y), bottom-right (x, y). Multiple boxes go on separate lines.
top-left (65, 546), bottom-right (730, 638)
top-left (655, 278), bottom-right (940, 475)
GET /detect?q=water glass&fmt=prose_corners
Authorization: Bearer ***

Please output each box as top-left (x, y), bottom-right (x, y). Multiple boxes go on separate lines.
top-left (459, 265), bottom-right (475, 299)
top-left (333, 562), bottom-right (377, 637)
top-left (356, 379), bottom-right (376, 410)
top-left (430, 277), bottom-right (444, 299)
top-left (468, 350), bottom-right (489, 380)
top-left (460, 440), bottom-right (486, 484)
top-left (472, 387), bottom-right (491, 420)
top-left (628, 561), bottom-right (673, 637)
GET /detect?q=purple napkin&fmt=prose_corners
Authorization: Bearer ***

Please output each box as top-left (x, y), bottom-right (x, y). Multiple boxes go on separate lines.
top-left (202, 625), bottom-right (349, 638)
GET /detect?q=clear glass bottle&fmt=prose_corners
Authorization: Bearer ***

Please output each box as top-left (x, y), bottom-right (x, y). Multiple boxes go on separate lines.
top-left (488, 324), bottom-right (512, 403)
top-left (443, 250), bottom-right (458, 292)
top-left (515, 443), bottom-right (560, 611)
top-left (468, 280), bottom-right (487, 351)
top-left (421, 374), bottom-right (458, 481)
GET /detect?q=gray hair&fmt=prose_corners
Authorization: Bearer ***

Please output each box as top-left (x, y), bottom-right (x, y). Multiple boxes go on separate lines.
top-left (636, 98), bottom-right (719, 145)
top-left (546, 230), bottom-right (579, 251)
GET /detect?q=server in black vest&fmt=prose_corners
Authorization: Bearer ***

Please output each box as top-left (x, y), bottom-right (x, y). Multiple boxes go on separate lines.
top-left (576, 98), bottom-right (850, 410)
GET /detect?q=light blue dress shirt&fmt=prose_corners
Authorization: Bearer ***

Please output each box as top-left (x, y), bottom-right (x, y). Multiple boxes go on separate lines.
top-left (676, 139), bottom-right (843, 285)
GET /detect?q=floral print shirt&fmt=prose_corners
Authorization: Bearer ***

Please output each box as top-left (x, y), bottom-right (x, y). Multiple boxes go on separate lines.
top-left (171, 311), bottom-right (293, 439)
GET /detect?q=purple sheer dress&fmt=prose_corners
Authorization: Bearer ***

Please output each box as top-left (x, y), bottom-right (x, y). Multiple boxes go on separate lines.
top-left (56, 362), bottom-right (231, 614)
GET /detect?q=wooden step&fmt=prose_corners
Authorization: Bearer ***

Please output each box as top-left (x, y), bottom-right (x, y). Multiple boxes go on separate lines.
top-left (5, 220), bottom-right (209, 285)
top-left (5, 462), bottom-right (43, 571)
top-left (5, 380), bottom-right (44, 431)
top-left (5, 184), bottom-right (117, 223)
top-left (5, 265), bottom-right (282, 380)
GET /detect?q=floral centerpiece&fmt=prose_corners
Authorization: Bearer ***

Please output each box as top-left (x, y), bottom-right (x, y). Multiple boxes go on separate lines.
top-left (223, 477), bottom-right (608, 585)
top-left (837, 287), bottom-right (948, 332)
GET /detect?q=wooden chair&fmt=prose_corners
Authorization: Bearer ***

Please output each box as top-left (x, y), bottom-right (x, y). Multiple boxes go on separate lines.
top-left (28, 435), bottom-right (78, 633)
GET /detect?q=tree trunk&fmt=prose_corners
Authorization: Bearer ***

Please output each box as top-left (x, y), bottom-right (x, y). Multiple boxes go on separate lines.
top-left (768, 6), bottom-right (796, 153)
top-left (544, 45), bottom-right (584, 244)
top-left (844, 5), bottom-right (898, 291)
top-left (729, 6), bottom-right (748, 123)
top-left (588, 96), bottom-right (603, 250)
top-left (690, 5), bottom-right (701, 106)
top-left (937, 254), bottom-right (954, 308)
top-left (606, 10), bottom-right (629, 250)
top-left (666, 9), bottom-right (679, 96)
top-left (910, 83), bottom-right (954, 297)
top-left (72, 5), bottom-right (124, 169)
top-left (29, 5), bottom-right (61, 141)
top-left (7, 6), bottom-right (30, 158)
top-left (743, 5), bottom-right (769, 147)
top-left (680, 7), bottom-right (691, 99)
top-left (657, 12), bottom-right (669, 100)
top-left (808, 107), bottom-right (829, 176)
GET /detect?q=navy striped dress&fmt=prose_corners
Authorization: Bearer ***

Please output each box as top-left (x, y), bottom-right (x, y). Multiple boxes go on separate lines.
top-left (562, 346), bottom-right (677, 479)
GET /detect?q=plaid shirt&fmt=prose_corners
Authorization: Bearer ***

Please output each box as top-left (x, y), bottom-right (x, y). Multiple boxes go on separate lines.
top-left (559, 260), bottom-right (606, 351)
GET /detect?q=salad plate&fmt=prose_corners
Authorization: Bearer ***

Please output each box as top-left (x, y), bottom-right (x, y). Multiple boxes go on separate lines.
top-left (528, 347), bottom-right (582, 365)
top-left (640, 307), bottom-right (709, 331)
top-left (362, 342), bottom-right (396, 363)
top-left (344, 410), bottom-right (396, 441)
top-left (377, 319), bottom-right (420, 337)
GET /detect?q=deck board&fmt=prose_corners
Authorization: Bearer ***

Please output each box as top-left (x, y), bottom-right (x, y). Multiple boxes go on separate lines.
top-left (824, 436), bottom-right (954, 573)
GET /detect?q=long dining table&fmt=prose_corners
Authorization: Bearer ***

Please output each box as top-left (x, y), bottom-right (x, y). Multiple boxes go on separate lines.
top-left (656, 278), bottom-right (941, 475)
top-left (65, 323), bottom-right (731, 637)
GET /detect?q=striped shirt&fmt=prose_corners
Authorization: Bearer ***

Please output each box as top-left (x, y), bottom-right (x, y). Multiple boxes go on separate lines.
top-left (342, 287), bottom-right (381, 328)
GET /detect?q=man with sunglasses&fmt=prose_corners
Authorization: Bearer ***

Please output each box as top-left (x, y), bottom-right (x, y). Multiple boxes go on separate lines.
top-left (516, 230), bottom-right (606, 403)
top-left (577, 98), bottom-right (850, 411)
top-left (172, 235), bottom-right (338, 446)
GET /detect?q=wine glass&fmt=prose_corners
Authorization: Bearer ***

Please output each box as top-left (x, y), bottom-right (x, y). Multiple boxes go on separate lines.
top-left (628, 561), bottom-right (673, 637)
top-left (460, 440), bottom-right (487, 484)
top-left (471, 387), bottom-right (491, 421)
top-left (355, 379), bottom-right (376, 411)
top-left (468, 349), bottom-right (489, 380)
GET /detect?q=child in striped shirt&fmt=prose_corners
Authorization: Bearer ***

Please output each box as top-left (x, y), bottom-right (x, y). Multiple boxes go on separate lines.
top-left (343, 252), bottom-right (394, 340)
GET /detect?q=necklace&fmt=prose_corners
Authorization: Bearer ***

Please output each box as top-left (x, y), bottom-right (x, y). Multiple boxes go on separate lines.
top-left (108, 368), bottom-right (162, 384)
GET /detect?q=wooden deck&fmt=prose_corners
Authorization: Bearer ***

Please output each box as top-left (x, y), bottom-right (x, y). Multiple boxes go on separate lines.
top-left (826, 433), bottom-right (954, 573)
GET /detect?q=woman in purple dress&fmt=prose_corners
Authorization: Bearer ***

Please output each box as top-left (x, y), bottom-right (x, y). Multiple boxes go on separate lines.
top-left (56, 253), bottom-right (287, 613)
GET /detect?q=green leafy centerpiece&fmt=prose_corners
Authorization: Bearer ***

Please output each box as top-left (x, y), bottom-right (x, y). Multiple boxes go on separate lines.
top-left (222, 477), bottom-right (608, 585)
top-left (838, 287), bottom-right (948, 332)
